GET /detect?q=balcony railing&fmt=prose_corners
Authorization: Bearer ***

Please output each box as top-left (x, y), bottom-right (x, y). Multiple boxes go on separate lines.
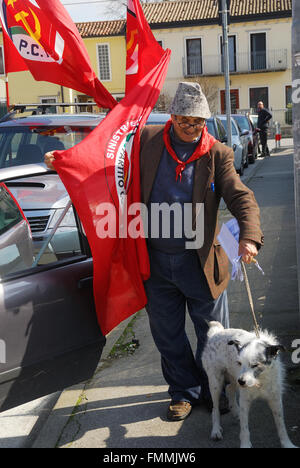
top-left (183, 49), bottom-right (288, 77)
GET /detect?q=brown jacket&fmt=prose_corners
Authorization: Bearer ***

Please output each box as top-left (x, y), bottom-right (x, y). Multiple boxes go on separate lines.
top-left (140, 125), bottom-right (264, 299)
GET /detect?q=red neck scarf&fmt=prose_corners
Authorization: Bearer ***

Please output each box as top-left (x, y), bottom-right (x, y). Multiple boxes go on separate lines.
top-left (163, 119), bottom-right (217, 181)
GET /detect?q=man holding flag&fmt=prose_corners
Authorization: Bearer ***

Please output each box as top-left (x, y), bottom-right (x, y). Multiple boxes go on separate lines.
top-left (43, 0), bottom-right (264, 422)
top-left (138, 81), bottom-right (263, 420)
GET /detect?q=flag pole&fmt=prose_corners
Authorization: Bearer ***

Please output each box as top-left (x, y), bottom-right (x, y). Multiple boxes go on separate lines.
top-left (5, 75), bottom-right (10, 111)
top-left (5, 75), bottom-right (10, 110)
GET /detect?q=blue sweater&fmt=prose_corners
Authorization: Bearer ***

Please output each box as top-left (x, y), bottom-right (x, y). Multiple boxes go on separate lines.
top-left (147, 127), bottom-right (200, 253)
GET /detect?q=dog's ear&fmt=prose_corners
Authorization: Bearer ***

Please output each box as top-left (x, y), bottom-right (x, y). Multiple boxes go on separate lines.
top-left (228, 340), bottom-right (242, 353)
top-left (265, 345), bottom-right (286, 360)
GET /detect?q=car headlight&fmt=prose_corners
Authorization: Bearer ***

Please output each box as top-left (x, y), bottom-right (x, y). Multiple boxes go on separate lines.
top-left (49, 207), bottom-right (76, 229)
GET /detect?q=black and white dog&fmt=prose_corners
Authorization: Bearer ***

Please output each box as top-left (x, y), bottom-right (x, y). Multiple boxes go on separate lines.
top-left (202, 321), bottom-right (297, 448)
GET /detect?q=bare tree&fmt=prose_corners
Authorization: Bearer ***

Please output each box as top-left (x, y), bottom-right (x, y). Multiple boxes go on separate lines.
top-left (153, 91), bottom-right (172, 112)
top-left (103, 0), bottom-right (165, 20)
top-left (185, 77), bottom-right (219, 114)
top-left (103, 0), bottom-right (126, 19)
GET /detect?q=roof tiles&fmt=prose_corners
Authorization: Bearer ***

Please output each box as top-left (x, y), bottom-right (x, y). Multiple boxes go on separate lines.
top-left (75, 0), bottom-right (292, 38)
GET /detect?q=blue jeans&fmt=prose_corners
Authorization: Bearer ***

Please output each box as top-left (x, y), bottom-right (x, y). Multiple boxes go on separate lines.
top-left (144, 248), bottom-right (229, 404)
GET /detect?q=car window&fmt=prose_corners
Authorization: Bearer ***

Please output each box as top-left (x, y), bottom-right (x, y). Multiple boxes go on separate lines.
top-left (0, 183), bottom-right (34, 277)
top-left (0, 176), bottom-right (87, 281)
top-left (0, 126), bottom-right (94, 169)
top-left (206, 120), bottom-right (216, 138)
top-left (220, 119), bottom-right (238, 136)
top-left (233, 116), bottom-right (251, 132)
top-left (31, 203), bottom-right (83, 265)
top-left (0, 184), bottom-right (23, 235)
top-left (216, 119), bottom-right (226, 141)
top-left (249, 115), bottom-right (258, 127)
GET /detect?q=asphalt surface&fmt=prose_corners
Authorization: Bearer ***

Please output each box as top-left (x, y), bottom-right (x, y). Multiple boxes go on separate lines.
top-left (0, 139), bottom-right (299, 450)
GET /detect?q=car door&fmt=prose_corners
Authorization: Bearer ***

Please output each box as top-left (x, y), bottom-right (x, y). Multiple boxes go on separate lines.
top-left (234, 120), bottom-right (248, 167)
top-left (0, 174), bottom-right (105, 412)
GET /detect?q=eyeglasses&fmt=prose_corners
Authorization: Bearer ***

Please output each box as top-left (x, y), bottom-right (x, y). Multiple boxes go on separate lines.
top-left (176, 120), bottom-right (206, 130)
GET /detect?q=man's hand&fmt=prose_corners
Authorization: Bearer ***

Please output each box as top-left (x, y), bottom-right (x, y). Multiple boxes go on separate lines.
top-left (44, 151), bottom-right (56, 170)
top-left (238, 239), bottom-right (258, 264)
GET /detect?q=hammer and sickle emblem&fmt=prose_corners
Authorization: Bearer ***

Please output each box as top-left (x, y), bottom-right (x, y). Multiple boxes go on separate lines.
top-left (14, 8), bottom-right (42, 47)
top-left (126, 29), bottom-right (138, 51)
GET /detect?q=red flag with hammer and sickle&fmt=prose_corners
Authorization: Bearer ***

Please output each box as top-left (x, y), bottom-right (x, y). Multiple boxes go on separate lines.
top-left (126, 0), bottom-right (165, 94)
top-left (0, 0), bottom-right (117, 109)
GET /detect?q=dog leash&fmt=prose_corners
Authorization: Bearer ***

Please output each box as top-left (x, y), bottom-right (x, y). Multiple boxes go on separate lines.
top-left (241, 260), bottom-right (261, 338)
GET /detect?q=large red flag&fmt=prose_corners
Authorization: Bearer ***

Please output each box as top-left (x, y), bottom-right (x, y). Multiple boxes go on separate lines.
top-left (1, 22), bottom-right (28, 73)
top-left (126, 0), bottom-right (165, 94)
top-left (0, 0), bottom-right (117, 109)
top-left (52, 50), bottom-right (171, 335)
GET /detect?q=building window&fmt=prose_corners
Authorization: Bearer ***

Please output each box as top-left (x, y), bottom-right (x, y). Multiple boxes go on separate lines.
top-left (97, 44), bottom-right (111, 81)
top-left (250, 33), bottom-right (267, 71)
top-left (220, 89), bottom-right (240, 113)
top-left (249, 87), bottom-right (269, 110)
top-left (75, 95), bottom-right (95, 113)
top-left (220, 36), bottom-right (236, 72)
top-left (0, 46), bottom-right (4, 75)
top-left (285, 85), bottom-right (292, 107)
top-left (40, 97), bottom-right (58, 114)
top-left (186, 38), bottom-right (202, 76)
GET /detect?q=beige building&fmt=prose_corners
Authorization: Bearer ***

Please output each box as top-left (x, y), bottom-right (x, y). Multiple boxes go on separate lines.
top-left (0, 0), bottom-right (293, 127)
top-left (146, 0), bottom-right (292, 127)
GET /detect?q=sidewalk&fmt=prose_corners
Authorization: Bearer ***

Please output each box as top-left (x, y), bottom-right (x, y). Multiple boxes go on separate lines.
top-left (29, 143), bottom-right (300, 448)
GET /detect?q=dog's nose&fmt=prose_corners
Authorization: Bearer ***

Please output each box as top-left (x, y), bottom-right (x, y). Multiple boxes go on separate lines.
top-left (238, 378), bottom-right (246, 386)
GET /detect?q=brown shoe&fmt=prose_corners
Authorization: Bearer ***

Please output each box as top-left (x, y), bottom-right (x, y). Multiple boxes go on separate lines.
top-left (167, 401), bottom-right (192, 421)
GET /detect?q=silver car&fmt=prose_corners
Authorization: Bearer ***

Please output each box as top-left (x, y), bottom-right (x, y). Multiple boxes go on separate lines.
top-left (0, 167), bottom-right (105, 412)
top-left (0, 113), bottom-right (105, 258)
top-left (0, 111), bottom-right (171, 257)
top-left (217, 115), bottom-right (249, 176)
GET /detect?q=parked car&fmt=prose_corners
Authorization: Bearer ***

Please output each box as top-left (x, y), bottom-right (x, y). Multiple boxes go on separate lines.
top-left (0, 167), bottom-right (105, 412)
top-left (0, 107), bottom-right (173, 411)
top-left (146, 113), bottom-right (170, 125)
top-left (249, 114), bottom-right (261, 153)
top-left (232, 114), bottom-right (259, 163)
top-left (206, 116), bottom-right (227, 143)
top-left (0, 182), bottom-right (33, 277)
top-left (217, 115), bottom-right (248, 176)
top-left (0, 112), bottom-right (107, 257)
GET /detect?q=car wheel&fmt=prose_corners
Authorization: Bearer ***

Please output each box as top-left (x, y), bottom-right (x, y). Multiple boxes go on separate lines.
top-left (249, 152), bottom-right (255, 164)
top-left (244, 153), bottom-right (249, 168)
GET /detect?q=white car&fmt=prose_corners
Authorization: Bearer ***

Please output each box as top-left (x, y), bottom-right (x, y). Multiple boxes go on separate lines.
top-left (217, 115), bottom-right (249, 176)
